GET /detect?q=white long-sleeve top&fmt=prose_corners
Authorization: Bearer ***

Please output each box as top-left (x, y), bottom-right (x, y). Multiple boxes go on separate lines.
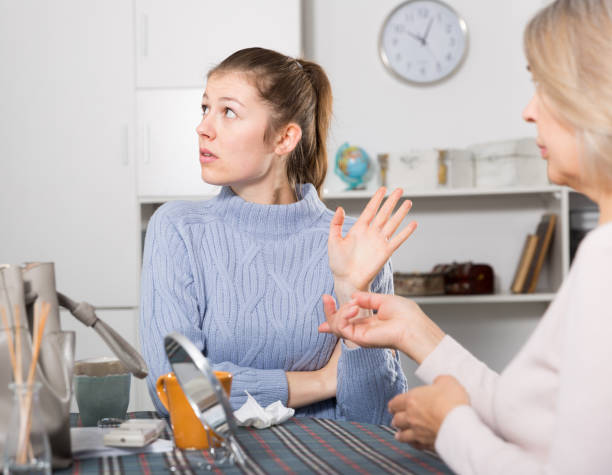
top-left (416, 222), bottom-right (612, 475)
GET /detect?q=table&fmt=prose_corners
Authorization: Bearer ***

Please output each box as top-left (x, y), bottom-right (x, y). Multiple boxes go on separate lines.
top-left (57, 412), bottom-right (452, 474)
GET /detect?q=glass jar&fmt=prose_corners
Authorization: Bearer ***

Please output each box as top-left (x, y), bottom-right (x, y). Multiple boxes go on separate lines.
top-left (3, 382), bottom-right (51, 475)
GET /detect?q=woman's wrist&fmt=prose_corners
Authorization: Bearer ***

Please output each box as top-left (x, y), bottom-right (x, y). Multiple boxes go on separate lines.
top-left (402, 323), bottom-right (445, 365)
top-left (333, 278), bottom-right (369, 304)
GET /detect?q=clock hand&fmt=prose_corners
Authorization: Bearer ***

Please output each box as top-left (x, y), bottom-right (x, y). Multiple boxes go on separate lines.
top-left (406, 30), bottom-right (426, 45)
top-left (422, 18), bottom-right (434, 44)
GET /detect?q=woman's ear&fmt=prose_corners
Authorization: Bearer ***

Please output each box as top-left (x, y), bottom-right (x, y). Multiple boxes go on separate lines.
top-left (274, 123), bottom-right (302, 156)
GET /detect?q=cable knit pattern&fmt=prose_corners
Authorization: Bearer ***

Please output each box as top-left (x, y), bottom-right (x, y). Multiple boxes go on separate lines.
top-left (140, 184), bottom-right (407, 424)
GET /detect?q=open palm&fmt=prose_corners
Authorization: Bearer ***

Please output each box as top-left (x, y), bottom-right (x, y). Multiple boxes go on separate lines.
top-left (328, 187), bottom-right (417, 292)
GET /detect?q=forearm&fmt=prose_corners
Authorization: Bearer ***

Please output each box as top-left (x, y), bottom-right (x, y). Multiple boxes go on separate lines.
top-left (286, 369), bottom-right (335, 408)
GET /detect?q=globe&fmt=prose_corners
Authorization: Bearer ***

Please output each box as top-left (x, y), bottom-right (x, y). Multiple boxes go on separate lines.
top-left (334, 142), bottom-right (372, 190)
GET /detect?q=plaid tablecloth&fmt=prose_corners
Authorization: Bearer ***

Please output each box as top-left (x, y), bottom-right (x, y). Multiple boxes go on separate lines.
top-left (58, 412), bottom-right (452, 474)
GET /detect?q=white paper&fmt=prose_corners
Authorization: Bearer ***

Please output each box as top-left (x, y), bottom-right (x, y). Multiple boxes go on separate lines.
top-left (233, 391), bottom-right (294, 429)
top-left (70, 427), bottom-right (173, 460)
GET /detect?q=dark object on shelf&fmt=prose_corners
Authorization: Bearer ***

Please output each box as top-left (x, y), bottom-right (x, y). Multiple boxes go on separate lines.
top-left (432, 262), bottom-right (494, 295)
top-left (569, 208), bottom-right (598, 263)
top-left (393, 272), bottom-right (445, 296)
top-left (523, 213), bottom-right (557, 293)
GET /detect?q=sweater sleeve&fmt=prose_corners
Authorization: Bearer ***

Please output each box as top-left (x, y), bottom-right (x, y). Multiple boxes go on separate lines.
top-left (430, 231), bottom-right (612, 474)
top-left (139, 206), bottom-right (288, 415)
top-left (335, 261), bottom-right (408, 424)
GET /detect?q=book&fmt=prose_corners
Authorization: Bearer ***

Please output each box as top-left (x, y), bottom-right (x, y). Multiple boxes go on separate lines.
top-left (523, 213), bottom-right (558, 293)
top-left (510, 234), bottom-right (539, 294)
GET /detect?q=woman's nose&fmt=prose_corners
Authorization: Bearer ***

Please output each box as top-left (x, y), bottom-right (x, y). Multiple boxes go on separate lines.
top-left (522, 94), bottom-right (537, 123)
top-left (196, 115), bottom-right (215, 139)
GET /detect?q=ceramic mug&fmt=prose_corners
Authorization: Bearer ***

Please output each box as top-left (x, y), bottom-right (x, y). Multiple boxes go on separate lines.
top-left (74, 357), bottom-right (131, 427)
top-left (156, 371), bottom-right (232, 450)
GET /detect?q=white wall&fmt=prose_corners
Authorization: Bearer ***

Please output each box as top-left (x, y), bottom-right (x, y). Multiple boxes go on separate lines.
top-left (304, 0), bottom-right (545, 192)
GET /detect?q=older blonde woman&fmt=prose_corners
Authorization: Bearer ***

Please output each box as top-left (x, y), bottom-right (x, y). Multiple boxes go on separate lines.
top-left (320, 0), bottom-right (612, 473)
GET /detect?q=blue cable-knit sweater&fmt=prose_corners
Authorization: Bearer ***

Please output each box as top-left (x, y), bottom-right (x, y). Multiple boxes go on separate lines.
top-left (139, 183), bottom-right (408, 424)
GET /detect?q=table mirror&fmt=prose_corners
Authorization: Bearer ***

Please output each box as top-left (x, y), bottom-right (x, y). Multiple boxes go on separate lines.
top-left (164, 332), bottom-right (246, 468)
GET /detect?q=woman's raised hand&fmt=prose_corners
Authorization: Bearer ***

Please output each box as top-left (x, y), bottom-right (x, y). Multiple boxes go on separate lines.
top-left (319, 292), bottom-right (445, 365)
top-left (328, 187), bottom-right (417, 294)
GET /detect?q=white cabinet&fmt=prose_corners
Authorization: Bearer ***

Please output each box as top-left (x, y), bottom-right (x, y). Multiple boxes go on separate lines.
top-left (135, 0), bottom-right (302, 89)
top-left (0, 0), bottom-right (139, 307)
top-left (137, 89), bottom-right (220, 199)
top-left (134, 0), bottom-right (302, 200)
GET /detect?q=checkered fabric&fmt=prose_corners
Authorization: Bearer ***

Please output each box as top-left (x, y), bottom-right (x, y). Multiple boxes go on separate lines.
top-left (59, 412), bottom-right (452, 474)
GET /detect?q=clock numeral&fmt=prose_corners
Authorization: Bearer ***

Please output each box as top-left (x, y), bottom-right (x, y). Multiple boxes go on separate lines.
top-left (446, 24), bottom-right (453, 34)
top-left (420, 66), bottom-right (426, 76)
top-left (436, 62), bottom-right (442, 72)
top-left (449, 37), bottom-right (456, 47)
top-left (406, 61), bottom-right (412, 70)
top-left (405, 12), bottom-right (414, 22)
top-left (396, 52), bottom-right (402, 61)
top-left (394, 24), bottom-right (406, 34)
top-left (392, 37), bottom-right (399, 46)
top-left (418, 7), bottom-right (429, 18)
top-left (446, 53), bottom-right (453, 62)
top-left (437, 13), bottom-right (443, 22)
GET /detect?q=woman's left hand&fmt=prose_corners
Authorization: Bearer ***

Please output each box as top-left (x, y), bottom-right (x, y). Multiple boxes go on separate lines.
top-left (328, 187), bottom-right (417, 294)
top-left (388, 375), bottom-right (469, 450)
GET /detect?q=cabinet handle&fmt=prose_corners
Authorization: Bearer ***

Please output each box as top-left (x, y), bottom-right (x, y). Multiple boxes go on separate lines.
top-left (141, 14), bottom-right (149, 58)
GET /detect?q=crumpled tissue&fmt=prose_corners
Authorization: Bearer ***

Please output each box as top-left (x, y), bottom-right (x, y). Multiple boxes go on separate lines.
top-left (233, 391), bottom-right (295, 429)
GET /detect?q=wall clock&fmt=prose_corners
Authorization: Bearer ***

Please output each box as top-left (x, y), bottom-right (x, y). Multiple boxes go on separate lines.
top-left (379, 0), bottom-right (468, 85)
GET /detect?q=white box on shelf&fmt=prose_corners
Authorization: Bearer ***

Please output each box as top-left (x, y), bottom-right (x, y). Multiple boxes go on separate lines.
top-left (388, 149), bottom-right (440, 191)
top-left (444, 149), bottom-right (475, 188)
top-left (470, 139), bottom-right (519, 188)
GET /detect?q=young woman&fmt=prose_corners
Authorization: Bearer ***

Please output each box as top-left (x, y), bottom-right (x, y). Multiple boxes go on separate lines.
top-left (140, 47), bottom-right (416, 424)
top-left (321, 0), bottom-right (612, 472)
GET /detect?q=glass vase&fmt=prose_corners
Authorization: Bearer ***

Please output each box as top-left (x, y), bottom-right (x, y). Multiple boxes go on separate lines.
top-left (2, 382), bottom-right (51, 475)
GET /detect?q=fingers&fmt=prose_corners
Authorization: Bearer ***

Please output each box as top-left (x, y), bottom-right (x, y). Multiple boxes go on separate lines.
top-left (350, 291), bottom-right (385, 312)
top-left (329, 207), bottom-right (345, 241)
top-left (322, 294), bottom-right (337, 319)
top-left (388, 392), bottom-right (409, 415)
top-left (394, 428), bottom-right (417, 444)
top-left (381, 199), bottom-right (412, 238)
top-left (388, 220), bottom-right (418, 253)
top-left (319, 294), bottom-right (359, 335)
top-left (372, 188), bottom-right (403, 229)
top-left (355, 187), bottom-right (386, 227)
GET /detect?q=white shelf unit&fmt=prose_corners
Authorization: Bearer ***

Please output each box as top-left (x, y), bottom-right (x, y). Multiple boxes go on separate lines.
top-left (323, 185), bottom-right (572, 303)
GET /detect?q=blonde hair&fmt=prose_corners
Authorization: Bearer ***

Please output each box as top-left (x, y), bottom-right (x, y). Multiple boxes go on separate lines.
top-left (524, 0), bottom-right (612, 183)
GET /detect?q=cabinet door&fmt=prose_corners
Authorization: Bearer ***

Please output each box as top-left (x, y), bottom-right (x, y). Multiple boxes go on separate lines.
top-left (137, 89), bottom-right (220, 198)
top-left (0, 0), bottom-right (139, 307)
top-left (135, 0), bottom-right (302, 88)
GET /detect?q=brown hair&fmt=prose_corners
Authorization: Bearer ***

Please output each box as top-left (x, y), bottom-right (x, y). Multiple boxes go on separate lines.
top-left (524, 0), bottom-right (612, 183)
top-left (209, 47), bottom-right (333, 196)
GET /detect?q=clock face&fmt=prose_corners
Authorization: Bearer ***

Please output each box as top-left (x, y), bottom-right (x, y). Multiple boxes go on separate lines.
top-left (379, 0), bottom-right (468, 85)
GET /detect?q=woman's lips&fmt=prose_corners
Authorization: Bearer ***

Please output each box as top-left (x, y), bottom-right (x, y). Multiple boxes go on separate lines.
top-left (537, 145), bottom-right (548, 158)
top-left (199, 148), bottom-right (218, 164)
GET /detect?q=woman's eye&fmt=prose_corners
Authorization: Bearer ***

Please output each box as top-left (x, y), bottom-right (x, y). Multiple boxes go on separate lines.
top-left (201, 105), bottom-right (209, 115)
top-left (225, 108), bottom-right (237, 119)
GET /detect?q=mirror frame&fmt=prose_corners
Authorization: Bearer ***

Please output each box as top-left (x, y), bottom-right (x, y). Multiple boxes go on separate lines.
top-left (164, 332), bottom-right (245, 467)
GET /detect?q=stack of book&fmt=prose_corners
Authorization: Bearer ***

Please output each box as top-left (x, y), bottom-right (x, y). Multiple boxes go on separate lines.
top-left (511, 213), bottom-right (557, 294)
